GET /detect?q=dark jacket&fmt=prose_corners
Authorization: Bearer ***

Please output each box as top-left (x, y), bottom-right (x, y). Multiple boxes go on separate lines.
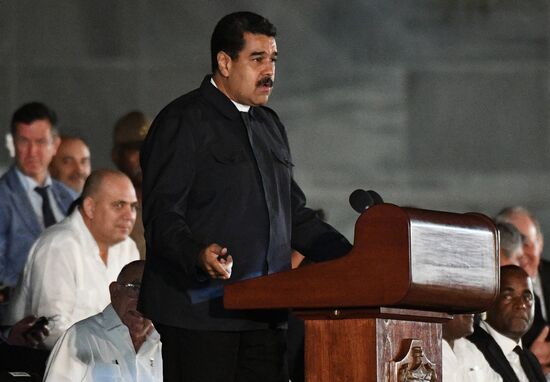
top-left (138, 76), bottom-right (351, 330)
top-left (467, 323), bottom-right (546, 382)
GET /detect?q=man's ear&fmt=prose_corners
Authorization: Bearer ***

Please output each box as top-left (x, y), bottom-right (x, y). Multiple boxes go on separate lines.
top-left (217, 51), bottom-right (232, 78)
top-left (109, 281), bottom-right (118, 296)
top-left (82, 197), bottom-right (95, 219)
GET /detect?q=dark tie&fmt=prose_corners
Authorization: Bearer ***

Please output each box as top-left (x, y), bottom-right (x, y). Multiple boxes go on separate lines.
top-left (514, 345), bottom-right (540, 382)
top-left (34, 186), bottom-right (56, 227)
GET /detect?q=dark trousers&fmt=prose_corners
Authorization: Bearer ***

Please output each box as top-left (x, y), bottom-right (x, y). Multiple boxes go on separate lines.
top-left (155, 323), bottom-right (288, 382)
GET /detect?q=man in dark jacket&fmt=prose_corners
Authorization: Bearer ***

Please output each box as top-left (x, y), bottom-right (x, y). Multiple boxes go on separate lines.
top-left (468, 265), bottom-right (546, 381)
top-left (138, 11), bottom-right (352, 382)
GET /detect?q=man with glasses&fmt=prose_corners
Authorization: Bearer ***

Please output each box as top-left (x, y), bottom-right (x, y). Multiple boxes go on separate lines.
top-left (5, 169), bottom-right (139, 348)
top-left (44, 260), bottom-right (162, 381)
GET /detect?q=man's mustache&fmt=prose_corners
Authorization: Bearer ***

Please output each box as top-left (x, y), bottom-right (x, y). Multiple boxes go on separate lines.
top-left (257, 77), bottom-right (274, 88)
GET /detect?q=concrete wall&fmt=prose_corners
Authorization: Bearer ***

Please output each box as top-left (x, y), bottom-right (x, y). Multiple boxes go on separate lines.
top-left (1, 1), bottom-right (549, 247)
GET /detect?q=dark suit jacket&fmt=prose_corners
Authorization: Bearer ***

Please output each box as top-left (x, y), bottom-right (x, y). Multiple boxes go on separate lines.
top-left (138, 76), bottom-right (352, 331)
top-left (522, 260), bottom-right (550, 348)
top-left (0, 166), bottom-right (76, 286)
top-left (468, 323), bottom-right (546, 382)
top-left (539, 259), bottom-right (550, 320)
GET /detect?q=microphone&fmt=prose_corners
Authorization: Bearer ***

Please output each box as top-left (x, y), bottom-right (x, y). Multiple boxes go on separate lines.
top-left (349, 189), bottom-right (384, 213)
top-left (367, 190), bottom-right (384, 205)
top-left (349, 189), bottom-right (374, 213)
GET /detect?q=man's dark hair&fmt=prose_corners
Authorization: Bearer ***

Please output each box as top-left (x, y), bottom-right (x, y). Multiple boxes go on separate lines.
top-left (210, 11), bottom-right (277, 73)
top-left (10, 102), bottom-right (58, 136)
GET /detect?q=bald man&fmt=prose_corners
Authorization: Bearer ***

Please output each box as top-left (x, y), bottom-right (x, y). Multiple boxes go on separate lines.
top-left (6, 169), bottom-right (139, 348)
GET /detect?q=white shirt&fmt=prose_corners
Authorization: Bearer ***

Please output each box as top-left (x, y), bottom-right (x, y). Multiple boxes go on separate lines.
top-left (15, 167), bottom-right (65, 226)
top-left (443, 338), bottom-right (502, 382)
top-left (5, 210), bottom-right (139, 348)
top-left (44, 304), bottom-right (162, 382)
top-left (480, 321), bottom-right (530, 382)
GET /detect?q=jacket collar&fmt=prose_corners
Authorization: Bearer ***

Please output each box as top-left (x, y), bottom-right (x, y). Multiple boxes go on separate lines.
top-left (199, 75), bottom-right (244, 121)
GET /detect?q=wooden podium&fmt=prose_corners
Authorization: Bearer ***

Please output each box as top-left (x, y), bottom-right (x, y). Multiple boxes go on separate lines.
top-left (224, 204), bottom-right (499, 381)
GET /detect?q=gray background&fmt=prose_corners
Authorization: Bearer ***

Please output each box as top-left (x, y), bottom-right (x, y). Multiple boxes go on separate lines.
top-left (1, 0), bottom-right (549, 249)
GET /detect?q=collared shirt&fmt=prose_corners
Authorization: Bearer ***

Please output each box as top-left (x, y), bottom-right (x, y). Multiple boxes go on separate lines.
top-left (15, 168), bottom-right (64, 226)
top-left (5, 210), bottom-right (139, 348)
top-left (44, 304), bottom-right (162, 382)
top-left (443, 338), bottom-right (502, 382)
top-left (480, 321), bottom-right (530, 382)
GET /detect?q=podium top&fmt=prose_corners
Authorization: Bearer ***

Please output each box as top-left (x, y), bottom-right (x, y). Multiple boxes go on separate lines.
top-left (224, 204), bottom-right (499, 313)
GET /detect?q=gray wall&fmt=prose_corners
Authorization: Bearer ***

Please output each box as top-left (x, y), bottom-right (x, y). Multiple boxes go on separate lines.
top-left (1, 1), bottom-right (550, 248)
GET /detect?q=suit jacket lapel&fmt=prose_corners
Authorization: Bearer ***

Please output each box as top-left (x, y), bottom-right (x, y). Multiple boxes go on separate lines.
top-left (468, 324), bottom-right (520, 382)
top-left (6, 167), bottom-right (41, 235)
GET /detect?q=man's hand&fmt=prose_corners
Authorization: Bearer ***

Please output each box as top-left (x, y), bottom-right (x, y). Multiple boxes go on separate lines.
top-left (530, 326), bottom-right (550, 373)
top-left (198, 243), bottom-right (233, 280)
top-left (7, 315), bottom-right (49, 348)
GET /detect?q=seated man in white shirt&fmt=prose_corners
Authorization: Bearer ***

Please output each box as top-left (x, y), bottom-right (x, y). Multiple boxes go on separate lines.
top-left (5, 169), bottom-right (140, 348)
top-left (43, 260), bottom-right (162, 381)
top-left (467, 265), bottom-right (546, 382)
top-left (443, 313), bottom-right (502, 381)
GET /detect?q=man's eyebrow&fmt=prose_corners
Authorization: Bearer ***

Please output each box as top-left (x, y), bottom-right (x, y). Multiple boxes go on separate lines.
top-left (249, 50), bottom-right (267, 56)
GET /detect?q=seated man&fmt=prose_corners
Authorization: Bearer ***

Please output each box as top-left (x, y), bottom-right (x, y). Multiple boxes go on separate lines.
top-left (49, 135), bottom-right (91, 194)
top-left (5, 169), bottom-right (139, 348)
top-left (442, 313), bottom-right (501, 381)
top-left (0, 102), bottom-right (76, 288)
top-left (43, 260), bottom-right (162, 381)
top-left (467, 265), bottom-right (546, 381)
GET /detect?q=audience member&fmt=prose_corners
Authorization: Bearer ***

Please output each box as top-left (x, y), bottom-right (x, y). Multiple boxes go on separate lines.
top-left (467, 265), bottom-right (546, 381)
top-left (497, 222), bottom-right (524, 266)
top-left (0, 102), bottom-right (76, 288)
top-left (495, 207), bottom-right (550, 369)
top-left (6, 169), bottom-right (139, 348)
top-left (49, 135), bottom-right (91, 193)
top-left (43, 260), bottom-right (162, 381)
top-left (112, 111), bottom-right (150, 259)
top-left (442, 313), bottom-right (500, 381)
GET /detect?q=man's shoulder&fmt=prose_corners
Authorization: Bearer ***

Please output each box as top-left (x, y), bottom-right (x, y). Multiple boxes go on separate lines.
top-left (50, 178), bottom-right (78, 200)
top-left (539, 258), bottom-right (550, 277)
top-left (466, 323), bottom-right (494, 348)
top-left (0, 166), bottom-right (20, 194)
top-left (32, 215), bottom-right (80, 252)
top-left (155, 87), bottom-right (204, 120)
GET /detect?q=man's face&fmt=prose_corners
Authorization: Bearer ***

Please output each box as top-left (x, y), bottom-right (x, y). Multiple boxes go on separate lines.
top-left (486, 271), bottom-right (534, 341)
top-left (444, 314), bottom-right (475, 341)
top-left (222, 32), bottom-right (277, 106)
top-left (13, 119), bottom-right (59, 183)
top-left (86, 175), bottom-right (137, 247)
top-left (113, 147), bottom-right (142, 187)
top-left (49, 138), bottom-right (91, 193)
top-left (110, 264), bottom-right (151, 337)
top-left (507, 213), bottom-right (543, 278)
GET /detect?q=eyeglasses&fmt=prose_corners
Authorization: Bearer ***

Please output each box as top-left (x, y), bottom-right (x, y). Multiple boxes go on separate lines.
top-left (118, 282), bottom-right (141, 297)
